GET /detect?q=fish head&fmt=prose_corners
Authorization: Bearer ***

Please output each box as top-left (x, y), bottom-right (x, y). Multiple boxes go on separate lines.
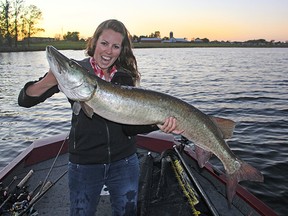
top-left (46, 45), bottom-right (96, 101)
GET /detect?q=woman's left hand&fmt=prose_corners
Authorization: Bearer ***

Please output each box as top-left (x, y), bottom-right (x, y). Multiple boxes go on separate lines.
top-left (157, 117), bottom-right (184, 134)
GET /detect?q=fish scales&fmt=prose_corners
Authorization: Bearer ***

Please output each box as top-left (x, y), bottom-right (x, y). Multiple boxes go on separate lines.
top-left (90, 80), bottom-right (233, 165)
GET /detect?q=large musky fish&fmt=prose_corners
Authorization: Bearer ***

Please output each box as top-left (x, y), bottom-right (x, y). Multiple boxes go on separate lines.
top-left (46, 45), bottom-right (263, 204)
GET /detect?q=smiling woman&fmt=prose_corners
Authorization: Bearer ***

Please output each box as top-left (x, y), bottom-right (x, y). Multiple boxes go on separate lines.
top-left (85, 19), bottom-right (140, 85)
top-left (90, 29), bottom-right (122, 73)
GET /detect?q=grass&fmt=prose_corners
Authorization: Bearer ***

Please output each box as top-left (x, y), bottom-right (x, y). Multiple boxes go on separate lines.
top-left (133, 42), bottom-right (238, 48)
top-left (0, 41), bottom-right (87, 52)
top-left (29, 41), bottom-right (87, 50)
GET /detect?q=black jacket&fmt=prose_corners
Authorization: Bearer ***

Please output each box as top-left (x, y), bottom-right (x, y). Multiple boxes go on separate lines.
top-left (18, 58), bottom-right (158, 164)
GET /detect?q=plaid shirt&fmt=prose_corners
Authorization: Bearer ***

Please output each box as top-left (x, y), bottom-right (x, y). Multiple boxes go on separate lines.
top-left (90, 57), bottom-right (117, 81)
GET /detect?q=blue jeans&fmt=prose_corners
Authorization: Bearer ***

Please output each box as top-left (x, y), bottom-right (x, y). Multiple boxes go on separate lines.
top-left (68, 153), bottom-right (140, 216)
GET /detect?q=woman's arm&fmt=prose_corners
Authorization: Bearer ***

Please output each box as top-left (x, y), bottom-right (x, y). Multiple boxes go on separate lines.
top-left (26, 69), bottom-right (58, 96)
top-left (122, 117), bottom-right (183, 136)
top-left (18, 69), bottom-right (60, 108)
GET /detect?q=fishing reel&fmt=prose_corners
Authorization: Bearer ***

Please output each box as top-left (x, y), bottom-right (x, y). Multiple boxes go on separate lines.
top-left (0, 184), bottom-right (30, 215)
top-left (174, 135), bottom-right (193, 153)
top-left (0, 170), bottom-right (39, 216)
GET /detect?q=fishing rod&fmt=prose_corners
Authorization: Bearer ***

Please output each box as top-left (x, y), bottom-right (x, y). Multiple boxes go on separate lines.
top-left (37, 134), bottom-right (69, 196)
top-left (173, 144), bottom-right (220, 216)
top-left (27, 181), bottom-right (42, 201)
top-left (170, 156), bottom-right (201, 215)
top-left (2, 176), bottom-right (17, 191)
top-left (0, 176), bottom-right (17, 207)
top-left (18, 170), bottom-right (67, 216)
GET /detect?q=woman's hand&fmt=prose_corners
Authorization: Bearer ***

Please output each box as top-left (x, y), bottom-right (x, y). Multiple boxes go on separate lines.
top-left (157, 117), bottom-right (184, 134)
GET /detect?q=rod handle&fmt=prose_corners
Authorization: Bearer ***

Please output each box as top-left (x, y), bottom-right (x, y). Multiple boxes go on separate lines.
top-left (17, 170), bottom-right (34, 189)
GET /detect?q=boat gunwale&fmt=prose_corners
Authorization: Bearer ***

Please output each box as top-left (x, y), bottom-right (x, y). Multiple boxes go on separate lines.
top-left (0, 133), bottom-right (69, 181)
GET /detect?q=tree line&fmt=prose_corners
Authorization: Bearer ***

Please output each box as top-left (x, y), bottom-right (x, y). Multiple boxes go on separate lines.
top-left (0, 0), bottom-right (43, 47)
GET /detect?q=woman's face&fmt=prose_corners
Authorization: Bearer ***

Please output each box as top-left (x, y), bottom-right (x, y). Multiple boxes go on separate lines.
top-left (94, 29), bottom-right (123, 72)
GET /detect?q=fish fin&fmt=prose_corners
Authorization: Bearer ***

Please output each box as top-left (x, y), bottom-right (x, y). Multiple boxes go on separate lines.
top-left (72, 102), bottom-right (82, 115)
top-left (226, 161), bottom-right (264, 206)
top-left (194, 145), bottom-right (213, 168)
top-left (210, 116), bottom-right (236, 139)
top-left (80, 102), bottom-right (94, 118)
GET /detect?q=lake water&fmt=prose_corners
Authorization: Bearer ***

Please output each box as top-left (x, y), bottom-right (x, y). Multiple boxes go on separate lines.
top-left (0, 47), bottom-right (287, 215)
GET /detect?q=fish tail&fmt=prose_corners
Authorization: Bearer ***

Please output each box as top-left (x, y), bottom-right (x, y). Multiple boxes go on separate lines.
top-left (226, 161), bottom-right (264, 206)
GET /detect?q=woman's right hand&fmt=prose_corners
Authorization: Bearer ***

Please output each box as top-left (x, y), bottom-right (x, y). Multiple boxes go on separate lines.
top-left (157, 117), bottom-right (184, 134)
top-left (26, 69), bottom-right (58, 97)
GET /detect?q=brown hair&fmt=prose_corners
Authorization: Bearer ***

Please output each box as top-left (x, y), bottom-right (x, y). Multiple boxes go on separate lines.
top-left (86, 19), bottom-right (140, 85)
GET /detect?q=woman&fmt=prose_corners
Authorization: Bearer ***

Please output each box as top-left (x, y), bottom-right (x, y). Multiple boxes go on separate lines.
top-left (18, 19), bottom-right (179, 216)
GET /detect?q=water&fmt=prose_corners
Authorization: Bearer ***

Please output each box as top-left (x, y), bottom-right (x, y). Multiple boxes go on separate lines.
top-left (0, 48), bottom-right (287, 215)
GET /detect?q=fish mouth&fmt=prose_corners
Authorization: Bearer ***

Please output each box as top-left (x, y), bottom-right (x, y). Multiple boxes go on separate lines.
top-left (46, 45), bottom-right (97, 101)
top-left (46, 46), bottom-right (70, 73)
top-left (46, 45), bottom-right (69, 60)
top-left (46, 46), bottom-right (83, 88)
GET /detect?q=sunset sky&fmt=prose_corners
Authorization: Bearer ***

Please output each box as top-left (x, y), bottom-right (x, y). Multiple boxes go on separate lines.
top-left (25, 0), bottom-right (288, 42)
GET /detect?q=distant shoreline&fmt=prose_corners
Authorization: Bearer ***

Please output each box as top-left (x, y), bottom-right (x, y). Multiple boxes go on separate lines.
top-left (1, 41), bottom-right (287, 52)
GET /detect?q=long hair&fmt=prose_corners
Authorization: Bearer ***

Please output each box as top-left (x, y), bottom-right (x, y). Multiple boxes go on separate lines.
top-left (86, 19), bottom-right (140, 86)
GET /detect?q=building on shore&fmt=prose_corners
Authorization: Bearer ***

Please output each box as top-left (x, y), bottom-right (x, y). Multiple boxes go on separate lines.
top-left (139, 31), bottom-right (189, 43)
top-left (162, 32), bottom-right (189, 43)
top-left (162, 38), bottom-right (190, 43)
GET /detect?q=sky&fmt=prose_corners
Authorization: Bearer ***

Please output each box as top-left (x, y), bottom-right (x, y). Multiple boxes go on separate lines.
top-left (25, 0), bottom-right (288, 42)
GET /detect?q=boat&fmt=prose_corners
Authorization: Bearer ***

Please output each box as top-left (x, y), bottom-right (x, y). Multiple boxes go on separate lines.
top-left (0, 131), bottom-right (278, 216)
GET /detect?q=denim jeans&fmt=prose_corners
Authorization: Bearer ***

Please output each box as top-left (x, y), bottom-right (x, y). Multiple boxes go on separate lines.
top-left (68, 153), bottom-right (140, 216)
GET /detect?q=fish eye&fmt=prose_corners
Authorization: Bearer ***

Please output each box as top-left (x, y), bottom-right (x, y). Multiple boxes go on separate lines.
top-left (68, 59), bottom-right (74, 68)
